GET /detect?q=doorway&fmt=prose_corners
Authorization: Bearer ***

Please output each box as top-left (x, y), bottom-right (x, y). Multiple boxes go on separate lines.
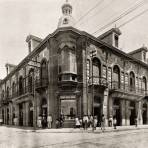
top-left (142, 103), bottom-right (147, 124)
top-left (94, 96), bottom-right (102, 126)
top-left (129, 101), bottom-right (136, 125)
top-left (29, 102), bottom-right (33, 127)
top-left (113, 98), bottom-right (121, 126)
top-left (41, 98), bottom-right (47, 128)
top-left (19, 104), bottom-right (23, 126)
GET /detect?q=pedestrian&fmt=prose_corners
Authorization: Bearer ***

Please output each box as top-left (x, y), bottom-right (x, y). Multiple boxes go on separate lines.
top-left (109, 115), bottom-right (113, 127)
top-left (56, 119), bottom-right (60, 128)
top-left (90, 115), bottom-right (93, 128)
top-left (101, 114), bottom-right (105, 132)
top-left (75, 117), bottom-right (80, 128)
top-left (47, 115), bottom-right (52, 129)
top-left (83, 115), bottom-right (88, 130)
top-left (135, 117), bottom-right (138, 127)
top-left (79, 118), bottom-right (83, 128)
top-left (37, 116), bottom-right (42, 128)
top-left (113, 116), bottom-right (117, 129)
top-left (93, 116), bottom-right (98, 130)
top-left (60, 114), bottom-right (64, 128)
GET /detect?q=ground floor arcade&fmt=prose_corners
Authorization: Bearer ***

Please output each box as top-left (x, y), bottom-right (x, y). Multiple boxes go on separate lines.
top-left (0, 89), bottom-right (148, 128)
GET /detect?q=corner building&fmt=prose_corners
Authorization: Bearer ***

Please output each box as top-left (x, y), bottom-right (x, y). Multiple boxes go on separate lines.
top-left (0, 1), bottom-right (148, 128)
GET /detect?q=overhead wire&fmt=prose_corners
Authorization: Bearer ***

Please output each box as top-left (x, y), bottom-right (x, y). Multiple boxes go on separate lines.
top-left (77, 0), bottom-right (115, 27)
top-left (74, 0), bottom-right (105, 26)
top-left (118, 8), bottom-right (148, 28)
top-left (92, 0), bottom-right (147, 35)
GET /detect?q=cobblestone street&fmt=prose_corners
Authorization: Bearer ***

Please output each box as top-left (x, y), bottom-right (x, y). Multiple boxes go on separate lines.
top-left (0, 126), bottom-right (148, 148)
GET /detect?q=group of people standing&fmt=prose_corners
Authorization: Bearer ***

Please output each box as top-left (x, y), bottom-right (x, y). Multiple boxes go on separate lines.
top-left (75, 114), bottom-right (118, 131)
top-left (37, 115), bottom-right (53, 128)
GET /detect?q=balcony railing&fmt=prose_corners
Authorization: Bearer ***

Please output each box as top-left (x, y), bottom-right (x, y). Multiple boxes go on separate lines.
top-left (35, 78), bottom-right (48, 89)
top-left (88, 77), bottom-right (108, 88)
top-left (110, 81), bottom-right (148, 95)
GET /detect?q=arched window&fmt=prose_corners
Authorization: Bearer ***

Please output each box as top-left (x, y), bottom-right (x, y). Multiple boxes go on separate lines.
top-left (12, 82), bottom-right (16, 97)
top-left (142, 76), bottom-right (147, 93)
top-left (19, 76), bottom-right (24, 95)
top-left (92, 58), bottom-right (101, 84)
top-left (130, 72), bottom-right (135, 91)
top-left (40, 60), bottom-right (48, 85)
top-left (113, 65), bottom-right (120, 88)
top-left (6, 86), bottom-right (10, 99)
top-left (28, 69), bottom-right (34, 93)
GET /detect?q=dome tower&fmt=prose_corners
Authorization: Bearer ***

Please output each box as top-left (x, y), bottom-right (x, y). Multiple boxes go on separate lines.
top-left (58, 0), bottom-right (75, 28)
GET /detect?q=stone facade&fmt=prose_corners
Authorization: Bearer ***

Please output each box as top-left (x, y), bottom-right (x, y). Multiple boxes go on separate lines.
top-left (0, 2), bottom-right (148, 128)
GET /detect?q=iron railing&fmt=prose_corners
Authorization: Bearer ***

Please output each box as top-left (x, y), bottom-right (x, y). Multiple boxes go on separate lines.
top-left (88, 77), bottom-right (108, 88)
top-left (110, 81), bottom-right (148, 95)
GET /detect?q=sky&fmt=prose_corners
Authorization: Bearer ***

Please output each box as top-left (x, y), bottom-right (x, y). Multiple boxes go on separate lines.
top-left (0, 0), bottom-right (148, 79)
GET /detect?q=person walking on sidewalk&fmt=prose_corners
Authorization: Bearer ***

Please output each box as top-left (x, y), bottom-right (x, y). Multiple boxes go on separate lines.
top-left (113, 116), bottom-right (117, 129)
top-left (83, 115), bottom-right (88, 130)
top-left (135, 117), bottom-right (138, 127)
top-left (47, 115), bottom-right (52, 129)
top-left (101, 114), bottom-right (105, 132)
top-left (93, 116), bottom-right (98, 130)
top-left (75, 117), bottom-right (80, 128)
top-left (109, 115), bottom-right (113, 127)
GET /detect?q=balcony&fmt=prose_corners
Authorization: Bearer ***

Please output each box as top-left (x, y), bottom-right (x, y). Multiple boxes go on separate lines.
top-left (1, 97), bottom-right (12, 105)
top-left (35, 78), bottom-right (48, 91)
top-left (58, 73), bottom-right (78, 89)
top-left (88, 77), bottom-right (108, 88)
top-left (110, 81), bottom-right (148, 96)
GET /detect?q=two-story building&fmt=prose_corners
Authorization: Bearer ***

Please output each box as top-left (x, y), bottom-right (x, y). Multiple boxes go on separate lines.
top-left (0, 1), bottom-right (148, 128)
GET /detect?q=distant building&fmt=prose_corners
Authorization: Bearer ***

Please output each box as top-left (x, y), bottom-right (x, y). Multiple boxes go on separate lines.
top-left (0, 1), bottom-right (148, 128)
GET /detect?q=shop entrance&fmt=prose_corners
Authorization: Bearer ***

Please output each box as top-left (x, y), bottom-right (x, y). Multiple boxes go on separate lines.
top-left (41, 98), bottom-right (47, 128)
top-left (2, 109), bottom-right (4, 124)
top-left (142, 103), bottom-right (147, 124)
top-left (29, 102), bottom-right (33, 127)
top-left (94, 96), bottom-right (102, 126)
top-left (129, 101), bottom-right (136, 125)
top-left (7, 108), bottom-right (9, 125)
top-left (113, 98), bottom-right (121, 126)
top-left (19, 104), bottom-right (23, 126)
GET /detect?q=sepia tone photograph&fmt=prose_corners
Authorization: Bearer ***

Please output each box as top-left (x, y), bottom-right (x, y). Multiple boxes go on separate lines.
top-left (0, 0), bottom-right (148, 147)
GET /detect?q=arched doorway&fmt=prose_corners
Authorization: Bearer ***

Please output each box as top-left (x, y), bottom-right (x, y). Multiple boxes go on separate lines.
top-left (142, 77), bottom-right (147, 93)
top-left (129, 101), bottom-right (136, 125)
top-left (142, 103), bottom-right (147, 124)
top-left (94, 96), bottom-right (102, 126)
top-left (92, 58), bottom-right (101, 84)
top-left (130, 72), bottom-right (135, 91)
top-left (113, 65), bottom-right (120, 89)
top-left (113, 98), bottom-right (121, 126)
top-left (41, 98), bottom-right (47, 128)
top-left (19, 76), bottom-right (24, 95)
top-left (28, 69), bottom-right (34, 93)
top-left (29, 102), bottom-right (33, 127)
top-left (40, 60), bottom-right (48, 86)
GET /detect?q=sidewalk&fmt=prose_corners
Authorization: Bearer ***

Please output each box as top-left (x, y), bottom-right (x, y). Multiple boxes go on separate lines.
top-left (2, 124), bottom-right (148, 133)
top-left (36, 125), bottom-right (148, 133)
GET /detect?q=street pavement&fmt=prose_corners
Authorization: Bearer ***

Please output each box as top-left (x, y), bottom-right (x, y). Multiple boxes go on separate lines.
top-left (0, 125), bottom-right (148, 148)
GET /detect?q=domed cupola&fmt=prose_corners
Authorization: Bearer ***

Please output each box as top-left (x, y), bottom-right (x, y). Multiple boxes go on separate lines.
top-left (58, 0), bottom-right (75, 28)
